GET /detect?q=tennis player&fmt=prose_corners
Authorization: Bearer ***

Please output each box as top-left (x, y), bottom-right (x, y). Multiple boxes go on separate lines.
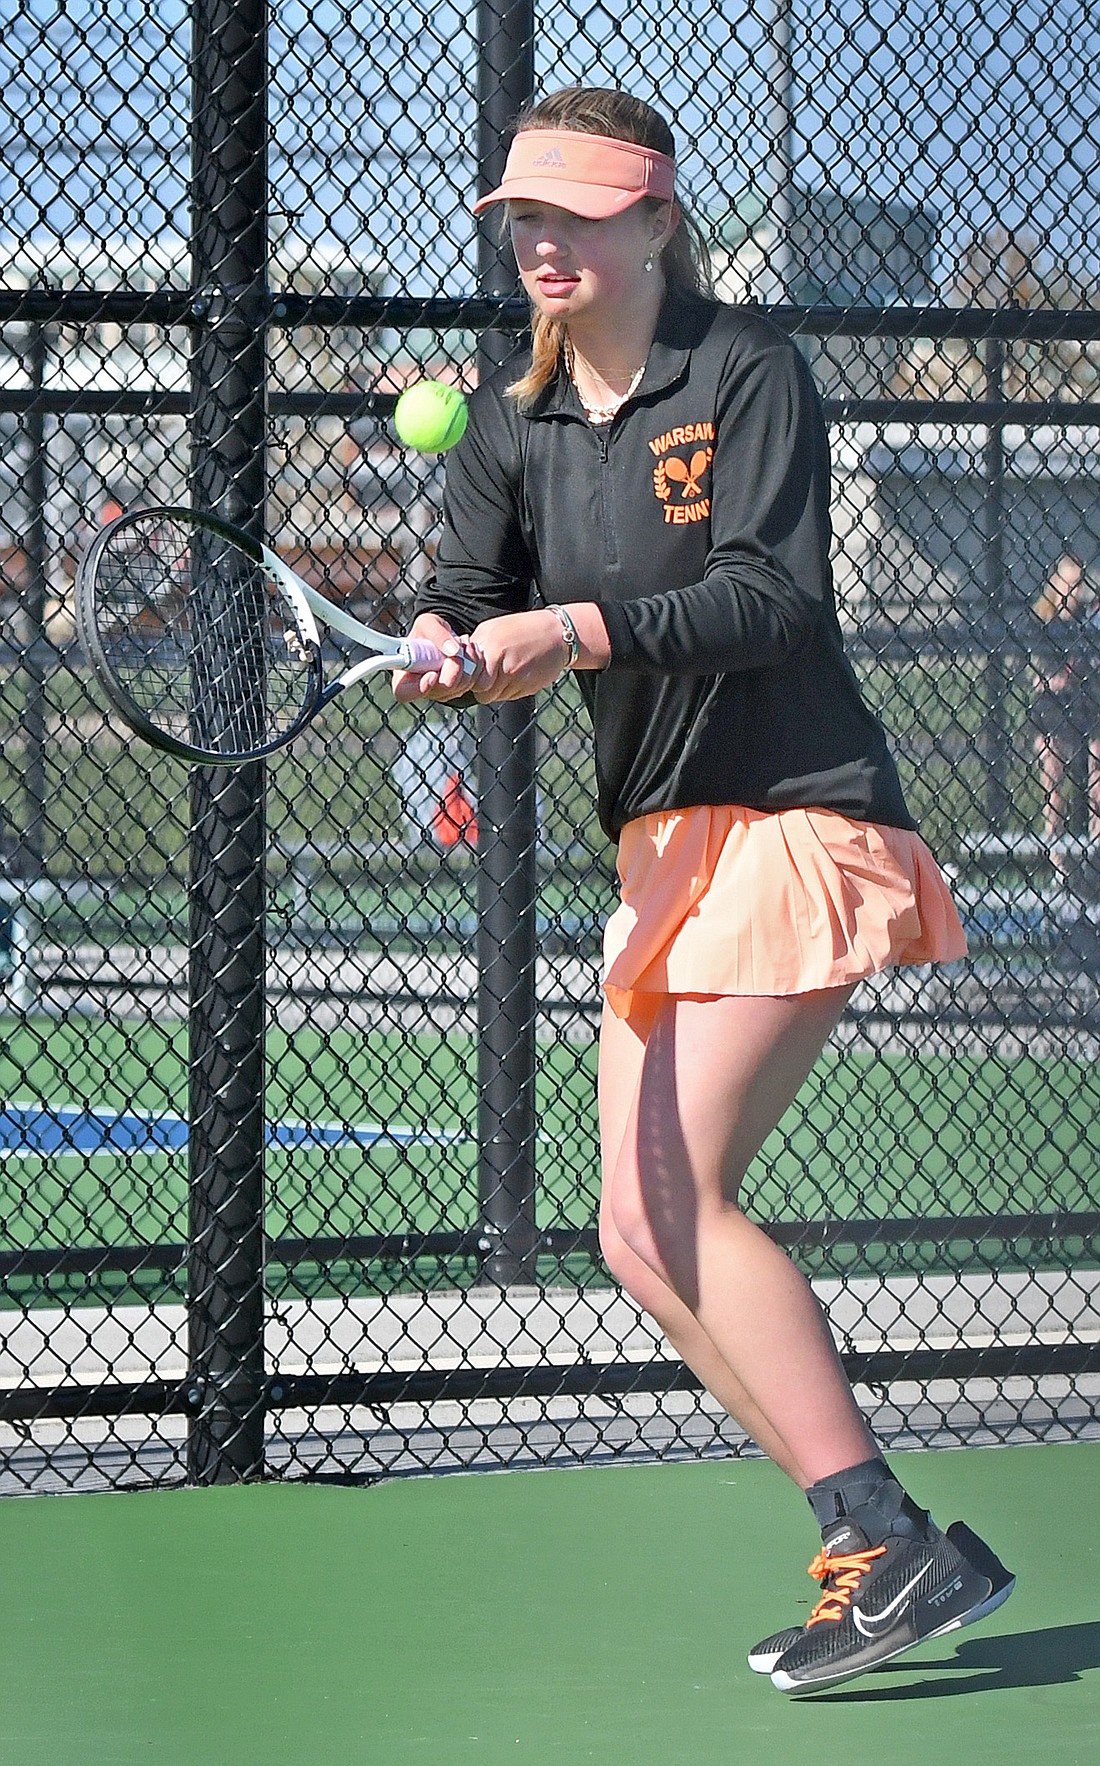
top-left (394, 84), bottom-right (1015, 1694)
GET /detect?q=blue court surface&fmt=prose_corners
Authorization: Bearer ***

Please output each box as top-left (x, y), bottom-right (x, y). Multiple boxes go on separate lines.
top-left (0, 1103), bottom-right (460, 1156)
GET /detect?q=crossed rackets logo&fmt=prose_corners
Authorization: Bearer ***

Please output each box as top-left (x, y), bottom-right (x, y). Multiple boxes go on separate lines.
top-left (650, 422), bottom-right (716, 524)
top-left (662, 450), bottom-right (711, 497)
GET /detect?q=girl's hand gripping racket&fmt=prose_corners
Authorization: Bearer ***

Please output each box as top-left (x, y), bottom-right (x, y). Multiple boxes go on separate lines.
top-left (75, 505), bottom-right (475, 765)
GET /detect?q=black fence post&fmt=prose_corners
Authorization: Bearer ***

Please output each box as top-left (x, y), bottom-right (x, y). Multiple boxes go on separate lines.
top-left (186, 0), bottom-right (269, 1483)
top-left (474, 1), bottom-right (538, 1287)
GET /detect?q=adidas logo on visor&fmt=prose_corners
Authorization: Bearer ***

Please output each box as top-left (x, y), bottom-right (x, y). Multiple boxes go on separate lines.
top-left (532, 146), bottom-right (566, 168)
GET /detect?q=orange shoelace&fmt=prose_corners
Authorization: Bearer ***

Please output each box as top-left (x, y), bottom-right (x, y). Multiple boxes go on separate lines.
top-left (804, 1544), bottom-right (888, 1627)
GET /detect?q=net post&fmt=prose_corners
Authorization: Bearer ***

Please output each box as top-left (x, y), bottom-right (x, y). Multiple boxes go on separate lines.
top-left (0, 883), bottom-right (41, 1016)
top-left (474, 2), bottom-right (539, 1287)
top-left (185, 0), bottom-right (269, 1483)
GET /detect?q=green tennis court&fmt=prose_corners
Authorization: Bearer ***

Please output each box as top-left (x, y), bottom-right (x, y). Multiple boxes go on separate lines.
top-left (0, 1442), bottom-right (1095, 1764)
top-left (3, 1012), bottom-right (1098, 1310)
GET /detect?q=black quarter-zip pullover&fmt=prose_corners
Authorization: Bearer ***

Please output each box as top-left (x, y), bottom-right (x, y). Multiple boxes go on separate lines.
top-left (417, 291), bottom-right (915, 841)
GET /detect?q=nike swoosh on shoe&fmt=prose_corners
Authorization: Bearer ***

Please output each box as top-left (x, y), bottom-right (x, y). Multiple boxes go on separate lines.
top-left (851, 1561), bottom-right (937, 1635)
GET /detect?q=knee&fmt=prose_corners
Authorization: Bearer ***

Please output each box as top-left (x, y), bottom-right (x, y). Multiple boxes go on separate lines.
top-left (599, 1183), bottom-right (668, 1286)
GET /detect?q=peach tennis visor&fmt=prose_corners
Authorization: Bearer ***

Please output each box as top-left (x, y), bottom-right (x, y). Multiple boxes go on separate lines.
top-left (472, 129), bottom-right (676, 219)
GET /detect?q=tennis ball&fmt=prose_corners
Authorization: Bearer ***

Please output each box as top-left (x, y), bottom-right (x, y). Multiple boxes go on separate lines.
top-left (394, 380), bottom-right (469, 453)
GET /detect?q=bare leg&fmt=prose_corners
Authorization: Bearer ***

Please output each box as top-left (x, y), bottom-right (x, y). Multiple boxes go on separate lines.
top-left (601, 989), bottom-right (880, 1488)
top-left (599, 1001), bottom-right (807, 1482)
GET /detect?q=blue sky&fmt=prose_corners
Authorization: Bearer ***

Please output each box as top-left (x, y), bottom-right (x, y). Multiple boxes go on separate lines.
top-left (0, 0), bottom-right (1096, 296)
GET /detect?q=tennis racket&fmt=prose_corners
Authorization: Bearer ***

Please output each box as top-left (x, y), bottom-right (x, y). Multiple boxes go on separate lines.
top-left (75, 505), bottom-right (474, 765)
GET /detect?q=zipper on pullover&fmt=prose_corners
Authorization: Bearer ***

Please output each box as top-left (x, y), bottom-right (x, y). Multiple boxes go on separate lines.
top-left (594, 425), bottom-right (620, 573)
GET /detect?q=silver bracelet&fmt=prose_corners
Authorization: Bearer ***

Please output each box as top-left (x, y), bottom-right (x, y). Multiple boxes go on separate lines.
top-left (548, 603), bottom-right (581, 669)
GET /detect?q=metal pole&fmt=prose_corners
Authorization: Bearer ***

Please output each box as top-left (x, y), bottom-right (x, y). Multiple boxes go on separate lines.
top-left (982, 337), bottom-right (1010, 830)
top-left (18, 323), bottom-right (47, 887)
top-left (186, 0), bottom-right (269, 1482)
top-left (765, 1), bottom-right (795, 303)
top-left (474, 1), bottom-right (538, 1286)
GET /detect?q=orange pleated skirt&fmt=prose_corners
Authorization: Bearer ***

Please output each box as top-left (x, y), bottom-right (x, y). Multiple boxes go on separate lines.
top-left (602, 804), bottom-right (967, 1020)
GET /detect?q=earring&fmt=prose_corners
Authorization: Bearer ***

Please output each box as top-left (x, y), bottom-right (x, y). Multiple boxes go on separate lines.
top-left (643, 255), bottom-right (654, 274)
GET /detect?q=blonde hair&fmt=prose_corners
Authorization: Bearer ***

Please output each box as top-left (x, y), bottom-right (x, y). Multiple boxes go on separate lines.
top-left (502, 87), bottom-right (715, 410)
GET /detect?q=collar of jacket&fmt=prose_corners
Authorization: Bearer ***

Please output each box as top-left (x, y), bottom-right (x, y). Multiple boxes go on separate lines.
top-left (526, 289), bottom-right (718, 421)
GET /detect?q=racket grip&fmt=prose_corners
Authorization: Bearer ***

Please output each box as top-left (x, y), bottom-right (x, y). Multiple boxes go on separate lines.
top-left (401, 638), bottom-right (479, 677)
top-left (401, 638), bottom-right (445, 672)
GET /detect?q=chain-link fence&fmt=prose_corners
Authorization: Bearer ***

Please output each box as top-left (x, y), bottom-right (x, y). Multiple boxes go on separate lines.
top-left (1, 0), bottom-right (1098, 1493)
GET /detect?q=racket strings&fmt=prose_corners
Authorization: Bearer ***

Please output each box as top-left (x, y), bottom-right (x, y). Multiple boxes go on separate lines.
top-left (94, 515), bottom-right (315, 756)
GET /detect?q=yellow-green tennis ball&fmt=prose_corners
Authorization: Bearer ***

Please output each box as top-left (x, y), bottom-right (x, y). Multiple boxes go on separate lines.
top-left (394, 381), bottom-right (469, 453)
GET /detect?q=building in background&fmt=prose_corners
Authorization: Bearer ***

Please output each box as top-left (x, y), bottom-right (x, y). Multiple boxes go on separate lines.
top-left (0, 239), bottom-right (474, 650)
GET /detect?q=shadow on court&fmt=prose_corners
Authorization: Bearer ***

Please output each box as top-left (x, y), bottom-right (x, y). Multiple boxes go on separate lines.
top-left (811, 1620), bottom-right (1100, 1702)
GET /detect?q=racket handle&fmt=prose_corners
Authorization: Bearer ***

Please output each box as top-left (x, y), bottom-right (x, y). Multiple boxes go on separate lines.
top-left (400, 638), bottom-right (479, 677)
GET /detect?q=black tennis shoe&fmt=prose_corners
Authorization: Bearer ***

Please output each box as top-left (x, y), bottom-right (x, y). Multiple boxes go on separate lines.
top-left (769, 1517), bottom-right (1015, 1694)
top-left (747, 1625), bottom-right (804, 1675)
top-left (746, 1528), bottom-right (885, 1675)
top-left (748, 1487), bottom-right (927, 1675)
